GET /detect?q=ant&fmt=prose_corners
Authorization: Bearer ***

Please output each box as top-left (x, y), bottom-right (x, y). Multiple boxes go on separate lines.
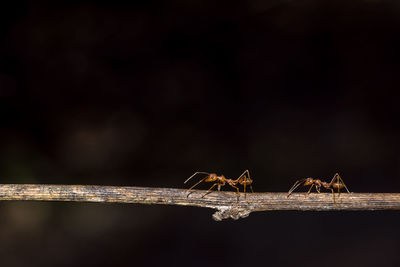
top-left (184, 170), bottom-right (254, 202)
top-left (287, 173), bottom-right (350, 202)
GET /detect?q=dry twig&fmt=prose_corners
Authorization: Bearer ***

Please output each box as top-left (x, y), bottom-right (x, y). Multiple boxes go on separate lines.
top-left (0, 184), bottom-right (399, 220)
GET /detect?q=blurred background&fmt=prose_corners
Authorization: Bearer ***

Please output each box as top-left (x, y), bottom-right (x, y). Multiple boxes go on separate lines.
top-left (1, 0), bottom-right (400, 266)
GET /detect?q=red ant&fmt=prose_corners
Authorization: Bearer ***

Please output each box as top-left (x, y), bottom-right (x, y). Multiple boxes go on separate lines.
top-left (287, 173), bottom-right (350, 202)
top-left (184, 170), bottom-right (254, 201)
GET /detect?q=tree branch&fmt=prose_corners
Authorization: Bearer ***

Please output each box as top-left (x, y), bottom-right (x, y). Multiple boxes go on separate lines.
top-left (0, 184), bottom-right (399, 220)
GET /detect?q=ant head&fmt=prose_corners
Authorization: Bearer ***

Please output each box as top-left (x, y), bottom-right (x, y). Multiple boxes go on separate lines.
top-left (206, 173), bottom-right (218, 182)
top-left (304, 178), bottom-right (314, 185)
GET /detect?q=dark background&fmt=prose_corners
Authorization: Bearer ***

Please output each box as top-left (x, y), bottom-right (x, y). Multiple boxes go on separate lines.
top-left (1, 0), bottom-right (400, 266)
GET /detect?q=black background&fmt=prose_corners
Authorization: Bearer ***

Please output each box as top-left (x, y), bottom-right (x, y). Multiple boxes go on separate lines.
top-left (1, 0), bottom-right (400, 266)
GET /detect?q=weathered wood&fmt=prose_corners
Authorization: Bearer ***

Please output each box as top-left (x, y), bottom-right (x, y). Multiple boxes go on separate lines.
top-left (1, 184), bottom-right (400, 220)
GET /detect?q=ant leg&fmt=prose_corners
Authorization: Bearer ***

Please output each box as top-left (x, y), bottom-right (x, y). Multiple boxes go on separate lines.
top-left (315, 185), bottom-right (321, 193)
top-left (329, 173), bottom-right (349, 193)
top-left (287, 179), bottom-right (306, 197)
top-left (202, 183), bottom-right (221, 198)
top-left (237, 170), bottom-right (254, 198)
top-left (237, 169), bottom-right (250, 181)
top-left (185, 172), bottom-right (211, 197)
top-left (242, 183), bottom-right (254, 199)
top-left (228, 184), bottom-right (240, 202)
top-left (237, 170), bottom-right (252, 183)
top-left (330, 173), bottom-right (350, 199)
top-left (307, 184), bottom-right (314, 194)
top-left (186, 177), bottom-right (208, 197)
top-left (336, 173), bottom-right (350, 193)
top-left (329, 188), bottom-right (336, 203)
top-left (243, 184), bottom-right (254, 198)
top-left (305, 184), bottom-right (314, 198)
top-left (330, 173), bottom-right (341, 197)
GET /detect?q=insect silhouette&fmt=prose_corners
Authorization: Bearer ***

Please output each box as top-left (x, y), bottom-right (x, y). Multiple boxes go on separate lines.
top-left (184, 170), bottom-right (254, 201)
top-left (287, 173), bottom-right (350, 202)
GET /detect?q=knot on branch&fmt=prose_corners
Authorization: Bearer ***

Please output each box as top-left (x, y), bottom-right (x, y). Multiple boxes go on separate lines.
top-left (212, 206), bottom-right (252, 221)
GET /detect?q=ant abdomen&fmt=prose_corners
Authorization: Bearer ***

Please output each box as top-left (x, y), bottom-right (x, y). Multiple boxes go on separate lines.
top-left (331, 182), bottom-right (345, 189)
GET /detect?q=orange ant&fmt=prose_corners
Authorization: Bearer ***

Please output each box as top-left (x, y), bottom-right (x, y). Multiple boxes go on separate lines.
top-left (287, 173), bottom-right (350, 202)
top-left (184, 170), bottom-right (254, 201)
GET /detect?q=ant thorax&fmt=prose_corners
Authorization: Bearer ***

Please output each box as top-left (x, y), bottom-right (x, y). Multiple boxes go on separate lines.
top-left (320, 181), bottom-right (331, 189)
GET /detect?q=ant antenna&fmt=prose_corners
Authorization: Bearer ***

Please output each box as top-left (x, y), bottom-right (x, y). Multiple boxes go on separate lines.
top-left (187, 177), bottom-right (209, 192)
top-left (184, 172), bottom-right (210, 184)
top-left (287, 178), bottom-right (307, 197)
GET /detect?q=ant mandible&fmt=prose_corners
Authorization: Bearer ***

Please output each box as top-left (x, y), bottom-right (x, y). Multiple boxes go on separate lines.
top-left (287, 173), bottom-right (350, 202)
top-left (184, 170), bottom-right (254, 202)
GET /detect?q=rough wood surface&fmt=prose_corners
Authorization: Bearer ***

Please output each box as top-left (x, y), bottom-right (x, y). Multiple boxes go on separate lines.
top-left (1, 184), bottom-right (400, 220)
